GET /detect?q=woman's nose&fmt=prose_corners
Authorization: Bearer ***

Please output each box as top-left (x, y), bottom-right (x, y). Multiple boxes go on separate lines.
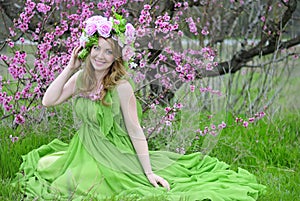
top-left (96, 50), bottom-right (105, 59)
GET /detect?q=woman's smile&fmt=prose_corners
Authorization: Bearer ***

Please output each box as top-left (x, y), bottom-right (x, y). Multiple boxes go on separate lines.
top-left (94, 59), bottom-right (106, 66)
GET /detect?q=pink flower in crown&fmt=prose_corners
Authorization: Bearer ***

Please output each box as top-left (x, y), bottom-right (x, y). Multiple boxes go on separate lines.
top-left (97, 20), bottom-right (113, 38)
top-left (85, 23), bottom-right (97, 36)
top-left (125, 23), bottom-right (136, 44)
top-left (122, 45), bottom-right (135, 61)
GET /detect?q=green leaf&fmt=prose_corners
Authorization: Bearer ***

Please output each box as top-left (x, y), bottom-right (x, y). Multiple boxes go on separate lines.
top-left (78, 49), bottom-right (89, 60)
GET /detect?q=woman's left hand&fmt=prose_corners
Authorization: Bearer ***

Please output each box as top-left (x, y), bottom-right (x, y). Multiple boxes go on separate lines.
top-left (146, 172), bottom-right (170, 191)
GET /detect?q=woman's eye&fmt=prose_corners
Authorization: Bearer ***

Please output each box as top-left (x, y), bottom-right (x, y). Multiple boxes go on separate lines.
top-left (106, 50), bottom-right (113, 54)
top-left (93, 46), bottom-right (100, 50)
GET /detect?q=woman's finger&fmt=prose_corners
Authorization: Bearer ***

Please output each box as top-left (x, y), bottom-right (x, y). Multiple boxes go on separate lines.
top-left (72, 46), bottom-right (81, 57)
top-left (149, 178), bottom-right (159, 188)
top-left (157, 177), bottom-right (170, 191)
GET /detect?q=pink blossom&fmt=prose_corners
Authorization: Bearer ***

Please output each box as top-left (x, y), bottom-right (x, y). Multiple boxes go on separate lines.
top-left (178, 30), bottom-right (183, 37)
top-left (260, 16), bottom-right (266, 22)
top-left (9, 27), bottom-right (16, 37)
top-left (211, 124), bottom-right (216, 130)
top-left (164, 107), bottom-right (172, 113)
top-left (221, 121), bottom-right (227, 128)
top-left (183, 2), bottom-right (189, 8)
top-left (8, 41), bottom-right (14, 48)
top-left (249, 117), bottom-right (255, 123)
top-left (259, 111), bottom-right (265, 118)
top-left (175, 2), bottom-right (182, 7)
top-left (174, 103), bottom-right (183, 109)
top-left (154, 73), bottom-right (161, 79)
top-left (9, 135), bottom-right (19, 143)
top-left (243, 121), bottom-right (249, 128)
top-left (218, 121), bottom-right (226, 129)
top-left (36, 3), bottom-right (51, 14)
top-left (14, 114), bottom-right (25, 125)
top-left (20, 37), bottom-right (25, 43)
top-left (210, 130), bottom-right (217, 136)
top-left (218, 124), bottom-right (223, 129)
top-left (165, 121), bottom-right (172, 126)
top-left (122, 45), bottom-right (135, 61)
top-left (206, 63), bottom-right (213, 70)
top-left (201, 27), bottom-right (209, 35)
top-left (144, 4), bottom-right (151, 10)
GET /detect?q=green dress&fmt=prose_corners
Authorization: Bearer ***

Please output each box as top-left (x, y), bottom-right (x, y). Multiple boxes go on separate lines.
top-left (12, 88), bottom-right (266, 201)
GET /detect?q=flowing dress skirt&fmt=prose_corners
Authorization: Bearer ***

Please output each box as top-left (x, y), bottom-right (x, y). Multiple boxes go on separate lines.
top-left (12, 92), bottom-right (266, 201)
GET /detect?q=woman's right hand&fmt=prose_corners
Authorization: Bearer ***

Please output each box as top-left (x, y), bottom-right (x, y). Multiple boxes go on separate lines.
top-left (67, 46), bottom-right (82, 70)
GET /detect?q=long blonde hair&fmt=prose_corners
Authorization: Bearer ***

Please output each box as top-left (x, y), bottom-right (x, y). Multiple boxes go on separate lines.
top-left (78, 37), bottom-right (128, 105)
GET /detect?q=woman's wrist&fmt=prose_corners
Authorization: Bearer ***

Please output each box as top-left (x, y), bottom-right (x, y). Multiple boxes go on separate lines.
top-left (145, 171), bottom-right (154, 176)
top-left (65, 64), bottom-right (76, 72)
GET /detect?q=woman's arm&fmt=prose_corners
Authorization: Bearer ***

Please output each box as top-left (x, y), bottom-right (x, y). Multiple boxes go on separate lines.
top-left (42, 46), bottom-right (82, 107)
top-left (117, 81), bottom-right (170, 190)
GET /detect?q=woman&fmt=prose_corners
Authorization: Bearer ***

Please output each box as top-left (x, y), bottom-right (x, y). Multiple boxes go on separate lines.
top-left (13, 15), bottom-right (265, 200)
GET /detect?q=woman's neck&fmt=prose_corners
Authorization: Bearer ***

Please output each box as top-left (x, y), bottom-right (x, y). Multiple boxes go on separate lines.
top-left (94, 69), bottom-right (109, 83)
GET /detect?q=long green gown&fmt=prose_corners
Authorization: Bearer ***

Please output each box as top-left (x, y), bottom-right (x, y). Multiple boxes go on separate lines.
top-left (12, 86), bottom-right (266, 201)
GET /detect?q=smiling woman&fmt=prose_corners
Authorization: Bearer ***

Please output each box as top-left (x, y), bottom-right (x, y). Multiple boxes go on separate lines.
top-left (11, 13), bottom-right (266, 201)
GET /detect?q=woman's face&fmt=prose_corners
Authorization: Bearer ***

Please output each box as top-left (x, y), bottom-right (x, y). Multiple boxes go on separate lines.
top-left (90, 37), bottom-right (115, 73)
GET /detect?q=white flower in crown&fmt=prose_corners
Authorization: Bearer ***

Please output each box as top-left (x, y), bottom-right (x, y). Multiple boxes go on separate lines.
top-left (79, 33), bottom-right (89, 47)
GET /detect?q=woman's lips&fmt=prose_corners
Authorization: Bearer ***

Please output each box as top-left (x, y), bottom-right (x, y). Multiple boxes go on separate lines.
top-left (94, 60), bottom-right (106, 65)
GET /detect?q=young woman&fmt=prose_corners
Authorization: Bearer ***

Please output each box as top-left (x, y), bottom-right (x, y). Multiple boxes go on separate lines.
top-left (13, 15), bottom-right (265, 201)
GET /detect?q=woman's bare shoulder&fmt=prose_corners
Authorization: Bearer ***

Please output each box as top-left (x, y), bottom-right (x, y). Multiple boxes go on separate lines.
top-left (117, 79), bottom-right (132, 90)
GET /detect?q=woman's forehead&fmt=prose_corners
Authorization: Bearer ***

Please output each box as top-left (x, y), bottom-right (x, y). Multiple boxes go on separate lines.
top-left (97, 38), bottom-right (112, 48)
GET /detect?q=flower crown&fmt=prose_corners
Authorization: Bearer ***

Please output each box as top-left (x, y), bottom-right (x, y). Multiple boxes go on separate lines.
top-left (78, 12), bottom-right (136, 62)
